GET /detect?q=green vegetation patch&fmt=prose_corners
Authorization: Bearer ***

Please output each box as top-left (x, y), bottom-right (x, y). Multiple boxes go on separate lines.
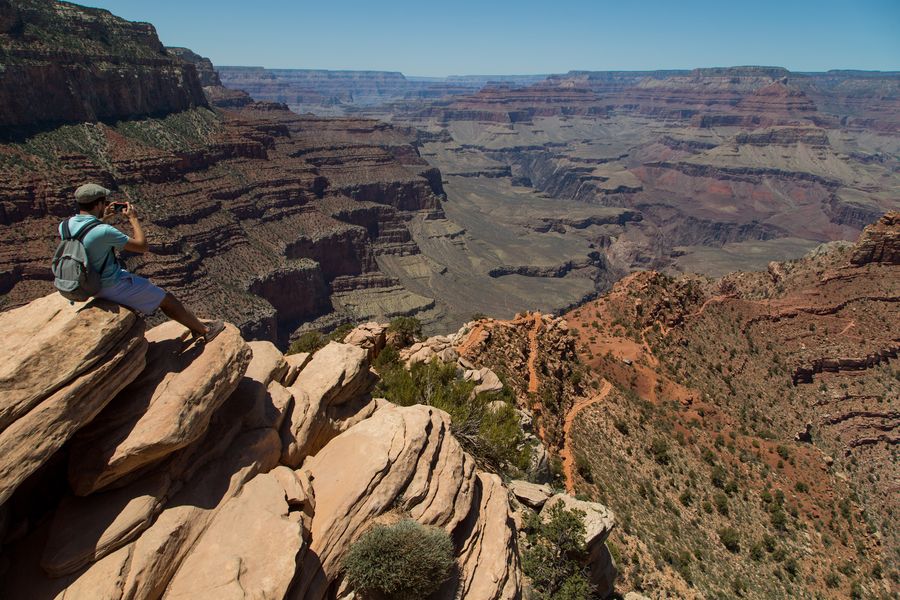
top-left (343, 519), bottom-right (454, 600)
top-left (374, 355), bottom-right (529, 474)
top-left (522, 502), bottom-right (595, 600)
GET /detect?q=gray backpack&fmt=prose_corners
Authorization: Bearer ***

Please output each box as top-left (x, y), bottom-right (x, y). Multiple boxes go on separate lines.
top-left (52, 219), bottom-right (111, 302)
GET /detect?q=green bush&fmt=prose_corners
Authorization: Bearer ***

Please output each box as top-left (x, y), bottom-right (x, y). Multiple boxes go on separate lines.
top-left (522, 503), bottom-right (594, 600)
top-left (287, 324), bottom-right (356, 355)
top-left (649, 438), bottom-right (670, 465)
top-left (574, 452), bottom-right (593, 483)
top-left (388, 316), bottom-right (422, 346)
top-left (343, 519), bottom-right (454, 600)
top-left (288, 331), bottom-right (326, 355)
top-left (713, 492), bottom-right (729, 516)
top-left (374, 359), bottom-right (529, 473)
top-left (718, 527), bottom-right (740, 553)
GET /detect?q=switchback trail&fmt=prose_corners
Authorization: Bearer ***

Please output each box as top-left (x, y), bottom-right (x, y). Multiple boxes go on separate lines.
top-left (561, 379), bottom-right (612, 494)
top-left (527, 313), bottom-right (543, 394)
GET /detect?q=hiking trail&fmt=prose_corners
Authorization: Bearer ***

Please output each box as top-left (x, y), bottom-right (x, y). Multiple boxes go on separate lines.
top-left (527, 313), bottom-right (542, 394)
top-left (561, 379), bottom-right (612, 493)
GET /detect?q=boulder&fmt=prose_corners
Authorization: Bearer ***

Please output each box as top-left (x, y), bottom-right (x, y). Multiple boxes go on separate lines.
top-left (528, 440), bottom-right (552, 483)
top-left (68, 321), bottom-right (251, 495)
top-left (293, 404), bottom-right (520, 600)
top-left (231, 341), bottom-right (296, 432)
top-left (463, 367), bottom-right (504, 395)
top-left (163, 470), bottom-right (306, 600)
top-left (508, 480), bottom-right (553, 509)
top-left (283, 351), bottom-right (312, 386)
top-left (342, 322), bottom-right (387, 361)
top-left (0, 296), bottom-right (147, 505)
top-left (280, 342), bottom-right (378, 467)
top-left (454, 473), bottom-right (522, 600)
top-left (41, 471), bottom-right (172, 576)
top-left (245, 340), bottom-right (288, 386)
top-left (109, 428), bottom-right (282, 600)
top-left (0, 294), bottom-right (140, 430)
top-left (0, 428), bottom-right (281, 599)
top-left (400, 335), bottom-right (459, 366)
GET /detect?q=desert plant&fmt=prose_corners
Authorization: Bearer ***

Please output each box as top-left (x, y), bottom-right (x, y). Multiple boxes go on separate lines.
top-left (374, 359), bottom-right (528, 473)
top-left (288, 331), bottom-right (326, 354)
top-left (343, 519), bottom-right (454, 600)
top-left (649, 438), bottom-right (670, 465)
top-left (522, 503), bottom-right (594, 600)
top-left (388, 316), bottom-right (422, 346)
top-left (718, 527), bottom-right (740, 553)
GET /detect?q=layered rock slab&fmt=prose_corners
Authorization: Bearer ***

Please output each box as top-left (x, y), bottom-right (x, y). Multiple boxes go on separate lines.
top-left (293, 404), bottom-right (520, 600)
top-left (0, 295), bottom-right (147, 505)
top-left (68, 321), bottom-right (251, 495)
top-left (163, 469), bottom-right (305, 600)
top-left (280, 342), bottom-right (378, 466)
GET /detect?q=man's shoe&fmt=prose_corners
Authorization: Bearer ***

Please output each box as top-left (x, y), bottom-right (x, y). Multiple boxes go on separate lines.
top-left (199, 320), bottom-right (225, 344)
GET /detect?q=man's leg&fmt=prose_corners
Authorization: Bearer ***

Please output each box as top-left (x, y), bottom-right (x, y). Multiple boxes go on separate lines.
top-left (159, 293), bottom-right (208, 336)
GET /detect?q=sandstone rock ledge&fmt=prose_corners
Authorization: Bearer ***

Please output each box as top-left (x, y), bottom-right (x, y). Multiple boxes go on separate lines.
top-left (0, 294), bottom-right (546, 599)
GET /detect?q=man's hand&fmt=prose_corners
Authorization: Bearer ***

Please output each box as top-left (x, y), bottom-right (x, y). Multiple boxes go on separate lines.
top-left (121, 202), bottom-right (149, 254)
top-left (122, 202), bottom-right (139, 222)
top-left (101, 201), bottom-right (117, 221)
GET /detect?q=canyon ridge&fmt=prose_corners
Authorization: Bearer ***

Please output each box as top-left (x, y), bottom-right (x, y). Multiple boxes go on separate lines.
top-left (0, 1), bottom-right (897, 599)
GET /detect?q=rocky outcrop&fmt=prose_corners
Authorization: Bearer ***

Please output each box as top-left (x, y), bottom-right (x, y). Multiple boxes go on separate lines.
top-left (67, 321), bottom-right (251, 495)
top-left (280, 341), bottom-right (379, 466)
top-left (542, 494), bottom-right (617, 596)
top-left (0, 0), bottom-right (207, 130)
top-left (508, 479), bottom-right (554, 509)
top-left (341, 321), bottom-right (387, 361)
top-left (850, 211), bottom-right (900, 265)
top-left (0, 295), bottom-right (147, 505)
top-left (464, 366), bottom-right (504, 395)
top-left (0, 294), bottom-right (529, 600)
top-left (400, 334), bottom-right (461, 366)
top-left (296, 404), bottom-right (520, 600)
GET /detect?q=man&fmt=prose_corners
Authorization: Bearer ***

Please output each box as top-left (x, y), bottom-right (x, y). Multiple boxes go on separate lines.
top-left (62, 183), bottom-right (224, 343)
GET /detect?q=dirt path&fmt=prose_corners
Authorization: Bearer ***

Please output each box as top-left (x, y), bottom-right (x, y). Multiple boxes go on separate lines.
top-left (686, 294), bottom-right (729, 321)
top-left (560, 379), bottom-right (612, 493)
top-left (526, 313), bottom-right (542, 394)
top-left (456, 323), bottom-right (490, 356)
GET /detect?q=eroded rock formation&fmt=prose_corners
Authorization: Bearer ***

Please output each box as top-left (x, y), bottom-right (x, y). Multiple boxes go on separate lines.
top-left (0, 0), bottom-right (207, 130)
top-left (0, 293), bottom-right (624, 599)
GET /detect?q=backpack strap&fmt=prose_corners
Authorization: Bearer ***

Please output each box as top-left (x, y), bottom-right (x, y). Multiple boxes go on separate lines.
top-left (60, 218), bottom-right (102, 241)
top-left (73, 220), bottom-right (103, 242)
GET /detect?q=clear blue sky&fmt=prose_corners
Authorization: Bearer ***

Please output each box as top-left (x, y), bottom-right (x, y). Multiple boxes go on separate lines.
top-left (83, 0), bottom-right (899, 76)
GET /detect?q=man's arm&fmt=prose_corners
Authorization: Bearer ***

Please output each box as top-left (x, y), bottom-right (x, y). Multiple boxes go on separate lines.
top-left (121, 203), bottom-right (149, 254)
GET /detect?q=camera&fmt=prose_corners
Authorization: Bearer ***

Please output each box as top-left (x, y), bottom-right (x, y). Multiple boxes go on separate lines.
top-left (112, 202), bottom-right (127, 213)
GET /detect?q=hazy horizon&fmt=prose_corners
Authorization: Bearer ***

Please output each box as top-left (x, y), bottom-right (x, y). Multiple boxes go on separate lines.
top-left (81, 0), bottom-right (899, 77)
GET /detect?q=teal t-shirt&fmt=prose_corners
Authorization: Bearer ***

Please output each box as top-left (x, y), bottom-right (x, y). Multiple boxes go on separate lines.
top-left (58, 215), bottom-right (128, 287)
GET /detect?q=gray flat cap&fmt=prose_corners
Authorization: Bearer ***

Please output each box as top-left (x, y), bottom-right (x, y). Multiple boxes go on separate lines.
top-left (74, 183), bottom-right (111, 204)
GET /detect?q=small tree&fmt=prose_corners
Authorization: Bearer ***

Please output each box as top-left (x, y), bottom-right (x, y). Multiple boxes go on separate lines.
top-left (288, 331), bottom-right (325, 355)
top-left (522, 503), bottom-right (594, 600)
top-left (343, 519), bottom-right (454, 600)
top-left (718, 527), bottom-right (740, 553)
top-left (388, 316), bottom-right (422, 347)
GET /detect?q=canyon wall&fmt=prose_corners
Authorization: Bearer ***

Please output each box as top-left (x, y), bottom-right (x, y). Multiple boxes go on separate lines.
top-left (0, 3), bottom-right (448, 344)
top-left (0, 0), bottom-right (207, 131)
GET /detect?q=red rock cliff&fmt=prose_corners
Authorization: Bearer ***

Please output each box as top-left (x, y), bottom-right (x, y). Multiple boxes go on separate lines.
top-left (0, 0), bottom-right (207, 130)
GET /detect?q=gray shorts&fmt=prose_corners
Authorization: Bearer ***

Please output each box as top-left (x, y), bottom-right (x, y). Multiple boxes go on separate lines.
top-left (96, 272), bottom-right (166, 315)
